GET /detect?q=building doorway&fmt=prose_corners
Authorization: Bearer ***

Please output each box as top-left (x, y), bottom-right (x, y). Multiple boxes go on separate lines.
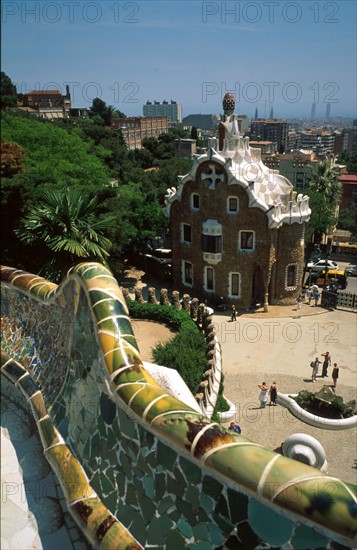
top-left (252, 266), bottom-right (265, 307)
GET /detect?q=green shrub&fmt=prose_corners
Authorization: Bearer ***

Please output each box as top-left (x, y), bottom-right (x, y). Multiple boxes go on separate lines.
top-left (152, 325), bottom-right (207, 395)
top-left (127, 299), bottom-right (191, 331)
top-left (293, 390), bottom-right (357, 419)
top-left (126, 298), bottom-right (229, 413)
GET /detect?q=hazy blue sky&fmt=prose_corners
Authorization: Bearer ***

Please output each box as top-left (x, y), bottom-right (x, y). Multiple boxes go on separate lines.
top-left (2, 0), bottom-right (356, 118)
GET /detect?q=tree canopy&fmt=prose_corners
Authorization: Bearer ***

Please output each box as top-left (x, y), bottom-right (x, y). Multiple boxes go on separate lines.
top-left (15, 188), bottom-right (113, 281)
top-left (305, 162), bottom-right (342, 243)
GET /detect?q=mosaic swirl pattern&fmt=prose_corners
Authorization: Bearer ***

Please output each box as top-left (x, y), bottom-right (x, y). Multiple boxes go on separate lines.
top-left (1, 263), bottom-right (357, 549)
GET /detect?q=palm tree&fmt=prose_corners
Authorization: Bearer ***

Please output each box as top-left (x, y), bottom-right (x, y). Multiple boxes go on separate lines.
top-left (16, 188), bottom-right (113, 281)
top-left (306, 161), bottom-right (341, 202)
top-left (305, 161), bottom-right (342, 244)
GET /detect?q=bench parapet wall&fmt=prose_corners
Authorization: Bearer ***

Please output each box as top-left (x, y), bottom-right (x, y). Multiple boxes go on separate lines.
top-left (1, 263), bottom-right (356, 549)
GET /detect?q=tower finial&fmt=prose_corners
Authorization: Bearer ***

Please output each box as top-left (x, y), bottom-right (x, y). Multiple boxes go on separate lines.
top-left (223, 93), bottom-right (235, 115)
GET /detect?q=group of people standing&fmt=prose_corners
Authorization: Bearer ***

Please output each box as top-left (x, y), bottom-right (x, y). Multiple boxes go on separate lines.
top-left (311, 351), bottom-right (340, 387)
top-left (257, 381), bottom-right (278, 408)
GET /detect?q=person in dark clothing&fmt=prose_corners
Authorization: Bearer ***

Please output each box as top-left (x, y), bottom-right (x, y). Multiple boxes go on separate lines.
top-left (269, 382), bottom-right (278, 405)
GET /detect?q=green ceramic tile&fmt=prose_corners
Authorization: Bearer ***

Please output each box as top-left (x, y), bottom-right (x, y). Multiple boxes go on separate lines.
top-left (136, 453), bottom-right (152, 476)
top-left (156, 441), bottom-right (177, 469)
top-left (176, 497), bottom-right (198, 525)
top-left (227, 489), bottom-right (248, 524)
top-left (155, 473), bottom-right (167, 501)
top-left (165, 530), bottom-right (186, 550)
top-left (197, 508), bottom-right (210, 523)
top-left (125, 483), bottom-right (139, 508)
top-left (291, 524), bottom-right (330, 549)
top-left (118, 409), bottom-right (139, 440)
top-left (158, 496), bottom-right (174, 515)
top-left (215, 494), bottom-right (229, 518)
top-left (158, 515), bottom-right (175, 537)
top-left (146, 517), bottom-right (165, 545)
top-left (168, 509), bottom-right (180, 523)
top-left (103, 490), bottom-right (117, 514)
top-left (179, 456), bottom-right (202, 485)
top-left (208, 522), bottom-right (226, 546)
top-left (91, 470), bottom-right (101, 494)
top-left (188, 542), bottom-right (212, 550)
top-left (173, 464), bottom-right (187, 489)
top-left (132, 476), bottom-right (144, 494)
top-left (143, 475), bottom-right (155, 499)
top-left (122, 437), bottom-right (139, 461)
top-left (212, 512), bottom-right (234, 537)
top-left (100, 392), bottom-right (116, 425)
top-left (185, 485), bottom-right (200, 510)
top-left (117, 503), bottom-right (136, 528)
top-left (116, 475), bottom-right (126, 497)
top-left (192, 522), bottom-right (209, 540)
top-left (145, 450), bottom-right (157, 469)
top-left (137, 492), bottom-right (156, 525)
top-left (177, 518), bottom-right (193, 539)
top-left (199, 492), bottom-right (215, 515)
top-left (202, 475), bottom-right (223, 499)
top-left (248, 500), bottom-right (293, 546)
top-left (167, 474), bottom-right (185, 499)
top-left (236, 521), bottom-right (261, 550)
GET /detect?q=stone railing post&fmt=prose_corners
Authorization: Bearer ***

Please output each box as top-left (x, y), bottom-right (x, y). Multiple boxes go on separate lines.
top-left (182, 294), bottom-right (191, 314)
top-left (190, 298), bottom-right (199, 320)
top-left (134, 286), bottom-right (145, 303)
top-left (148, 287), bottom-right (158, 304)
top-left (171, 291), bottom-right (182, 310)
top-left (160, 289), bottom-right (170, 306)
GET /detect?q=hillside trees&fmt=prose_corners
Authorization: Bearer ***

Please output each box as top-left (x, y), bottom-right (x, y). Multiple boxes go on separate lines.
top-left (1, 110), bottom-right (176, 276)
top-left (0, 72), bottom-right (17, 107)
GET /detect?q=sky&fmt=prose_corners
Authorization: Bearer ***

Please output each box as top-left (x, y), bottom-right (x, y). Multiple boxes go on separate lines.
top-left (2, 0), bottom-right (356, 119)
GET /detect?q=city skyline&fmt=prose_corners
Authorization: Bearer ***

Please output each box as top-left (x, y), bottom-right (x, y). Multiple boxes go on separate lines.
top-left (2, 0), bottom-right (356, 119)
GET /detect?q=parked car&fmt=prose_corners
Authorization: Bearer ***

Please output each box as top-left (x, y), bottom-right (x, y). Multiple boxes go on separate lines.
top-left (345, 265), bottom-right (357, 277)
top-left (311, 269), bottom-right (348, 290)
top-left (306, 259), bottom-right (339, 272)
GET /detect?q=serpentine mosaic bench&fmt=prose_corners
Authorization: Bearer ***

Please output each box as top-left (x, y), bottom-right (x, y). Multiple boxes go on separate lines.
top-left (1, 263), bottom-right (356, 549)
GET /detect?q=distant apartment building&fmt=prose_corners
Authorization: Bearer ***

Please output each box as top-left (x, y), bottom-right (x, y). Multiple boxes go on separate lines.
top-left (339, 174), bottom-right (357, 209)
top-left (112, 116), bottom-right (168, 150)
top-left (182, 114), bottom-right (221, 131)
top-left (21, 86), bottom-right (71, 119)
top-left (143, 100), bottom-right (182, 123)
top-left (298, 129), bottom-right (335, 156)
top-left (261, 152), bottom-right (319, 191)
top-left (342, 127), bottom-right (357, 153)
top-left (174, 138), bottom-right (197, 159)
top-left (250, 119), bottom-right (289, 153)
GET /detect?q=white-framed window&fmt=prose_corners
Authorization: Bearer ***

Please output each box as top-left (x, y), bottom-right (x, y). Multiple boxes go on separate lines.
top-left (181, 223), bottom-right (192, 244)
top-left (227, 196), bottom-right (239, 214)
top-left (286, 264), bottom-right (298, 289)
top-left (182, 261), bottom-right (193, 287)
top-left (229, 272), bottom-right (241, 298)
top-left (204, 267), bottom-right (215, 292)
top-left (239, 230), bottom-right (255, 251)
top-left (191, 193), bottom-right (200, 210)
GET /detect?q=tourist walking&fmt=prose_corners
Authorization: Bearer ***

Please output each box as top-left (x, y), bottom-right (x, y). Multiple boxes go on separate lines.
top-left (312, 283), bottom-right (319, 306)
top-left (307, 287), bottom-right (313, 305)
top-left (258, 382), bottom-right (269, 408)
top-left (332, 363), bottom-right (339, 387)
top-left (231, 304), bottom-right (237, 321)
top-left (296, 294), bottom-right (302, 310)
top-left (311, 357), bottom-right (321, 382)
top-left (269, 381), bottom-right (278, 405)
top-left (321, 351), bottom-right (332, 378)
